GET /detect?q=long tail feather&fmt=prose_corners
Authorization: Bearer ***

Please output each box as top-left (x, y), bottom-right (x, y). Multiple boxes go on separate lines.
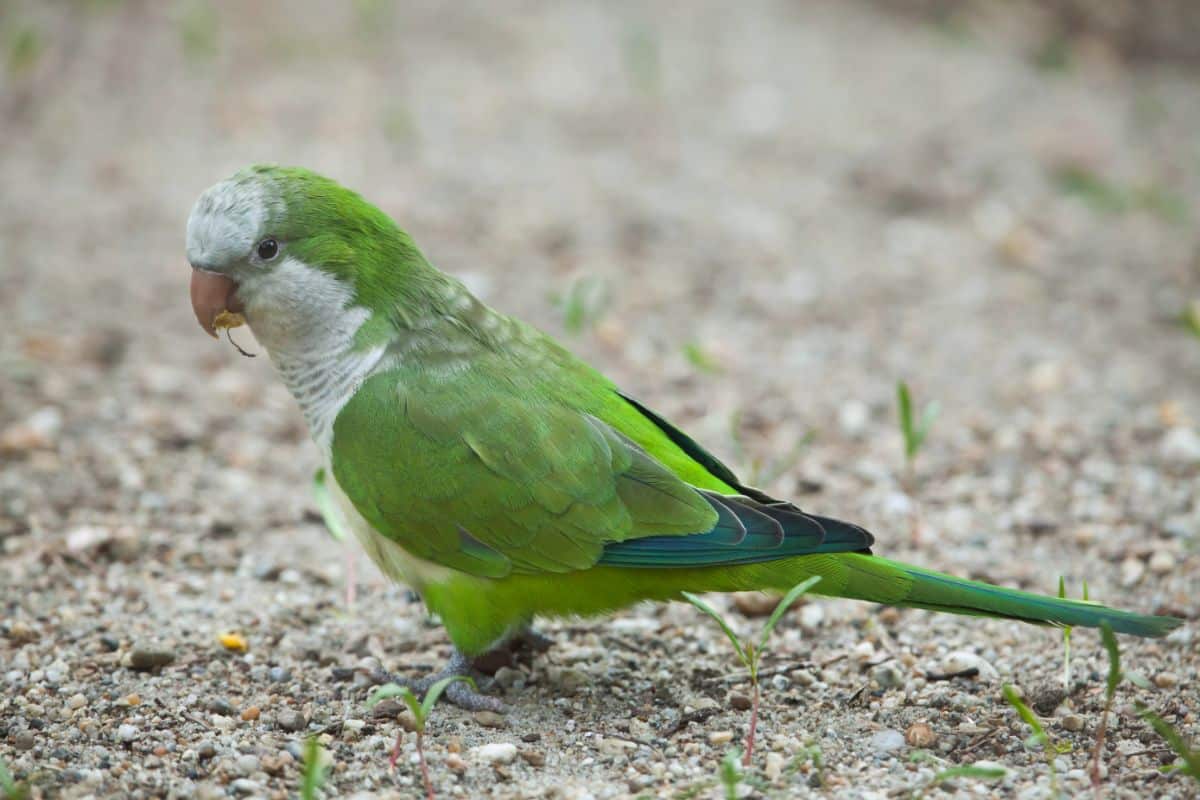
top-left (820, 554), bottom-right (1181, 638)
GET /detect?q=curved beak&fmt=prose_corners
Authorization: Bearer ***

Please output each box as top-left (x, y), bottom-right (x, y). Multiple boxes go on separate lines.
top-left (190, 269), bottom-right (244, 338)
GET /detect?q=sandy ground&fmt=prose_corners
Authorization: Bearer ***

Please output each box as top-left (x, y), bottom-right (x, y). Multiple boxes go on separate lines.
top-left (2, 1), bottom-right (1199, 798)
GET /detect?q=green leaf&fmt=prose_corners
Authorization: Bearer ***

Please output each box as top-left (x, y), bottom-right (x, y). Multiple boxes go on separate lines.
top-left (312, 468), bottom-right (348, 541)
top-left (930, 764), bottom-right (1007, 785)
top-left (419, 675), bottom-right (477, 720)
top-left (898, 381), bottom-right (915, 458)
top-left (1136, 703), bottom-right (1200, 781)
top-left (756, 576), bottom-right (821, 658)
top-left (719, 749), bottom-right (742, 800)
top-left (682, 591), bottom-right (748, 668)
top-left (1100, 622), bottom-right (1122, 701)
top-left (299, 736), bottom-right (328, 800)
top-left (366, 683), bottom-right (423, 728)
top-left (1002, 684), bottom-right (1047, 744)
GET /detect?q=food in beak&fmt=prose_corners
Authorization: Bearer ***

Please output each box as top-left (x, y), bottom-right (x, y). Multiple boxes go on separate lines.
top-left (190, 269), bottom-right (245, 338)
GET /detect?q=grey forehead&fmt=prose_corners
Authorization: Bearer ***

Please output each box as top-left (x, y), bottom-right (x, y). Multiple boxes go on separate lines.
top-left (186, 177), bottom-right (274, 271)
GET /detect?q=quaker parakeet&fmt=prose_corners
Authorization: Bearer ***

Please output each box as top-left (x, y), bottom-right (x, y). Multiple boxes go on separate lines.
top-left (187, 166), bottom-right (1182, 711)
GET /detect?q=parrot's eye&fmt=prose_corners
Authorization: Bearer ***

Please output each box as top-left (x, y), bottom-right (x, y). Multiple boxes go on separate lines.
top-left (256, 238), bottom-right (279, 261)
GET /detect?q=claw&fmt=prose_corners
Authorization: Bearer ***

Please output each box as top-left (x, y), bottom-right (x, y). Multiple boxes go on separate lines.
top-left (392, 650), bottom-right (507, 713)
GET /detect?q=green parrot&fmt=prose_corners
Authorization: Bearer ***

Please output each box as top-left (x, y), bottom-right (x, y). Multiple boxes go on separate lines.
top-left (187, 165), bottom-right (1181, 710)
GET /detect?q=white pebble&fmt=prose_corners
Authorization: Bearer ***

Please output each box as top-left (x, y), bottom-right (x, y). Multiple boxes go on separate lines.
top-left (117, 724), bottom-right (138, 743)
top-left (941, 651), bottom-right (999, 681)
top-left (471, 742), bottom-right (517, 764)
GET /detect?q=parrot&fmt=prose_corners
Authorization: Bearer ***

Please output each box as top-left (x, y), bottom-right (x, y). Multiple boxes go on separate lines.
top-left (186, 165), bottom-right (1182, 711)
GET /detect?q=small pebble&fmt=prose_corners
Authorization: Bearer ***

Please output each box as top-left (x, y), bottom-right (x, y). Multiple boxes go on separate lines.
top-left (769, 674), bottom-right (790, 692)
top-left (471, 742), bottom-right (518, 764)
top-left (276, 710), bottom-right (307, 732)
top-left (732, 592), bottom-right (776, 617)
top-left (708, 730), bottom-right (734, 746)
top-left (1061, 714), bottom-right (1086, 732)
top-left (869, 729), bottom-right (905, 754)
top-left (871, 663), bottom-right (906, 690)
top-left (230, 778), bottom-right (261, 795)
top-left (197, 741), bottom-right (217, 760)
top-left (235, 754), bottom-right (259, 776)
top-left (268, 666), bottom-right (292, 683)
top-left (126, 647), bottom-right (175, 671)
top-left (941, 651), bottom-right (998, 681)
top-left (494, 666), bottom-right (524, 689)
top-left (1148, 550), bottom-right (1174, 575)
top-left (209, 698), bottom-right (236, 716)
top-left (905, 722), bottom-right (936, 748)
top-left (446, 753), bottom-right (468, 772)
top-left (13, 731), bottom-right (35, 751)
top-left (241, 706), bottom-right (260, 721)
top-left (728, 692), bottom-right (753, 711)
top-left (519, 749), bottom-right (545, 767)
top-left (1154, 672), bottom-right (1179, 689)
top-left (117, 724), bottom-right (138, 743)
top-left (66, 693), bottom-right (87, 710)
top-left (473, 710), bottom-right (506, 729)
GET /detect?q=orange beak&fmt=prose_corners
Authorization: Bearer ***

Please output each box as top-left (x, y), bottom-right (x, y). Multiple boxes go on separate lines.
top-left (190, 269), bottom-right (243, 338)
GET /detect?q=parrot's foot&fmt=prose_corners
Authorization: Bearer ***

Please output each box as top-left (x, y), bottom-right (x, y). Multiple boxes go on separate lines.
top-left (471, 625), bottom-right (556, 673)
top-left (396, 650), bottom-right (507, 713)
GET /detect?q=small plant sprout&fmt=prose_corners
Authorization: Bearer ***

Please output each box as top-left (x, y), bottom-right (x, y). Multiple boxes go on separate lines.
top-left (1058, 577), bottom-right (1088, 692)
top-left (919, 764), bottom-right (1007, 798)
top-left (896, 380), bottom-right (939, 474)
top-left (718, 749), bottom-right (743, 800)
top-left (1136, 703), bottom-right (1200, 784)
top-left (368, 675), bottom-right (475, 800)
top-left (299, 736), bottom-right (329, 800)
top-left (1002, 683), bottom-right (1069, 798)
top-left (551, 276), bottom-right (610, 335)
top-left (1183, 300), bottom-right (1200, 342)
top-left (683, 576), bottom-right (821, 766)
top-left (1089, 622), bottom-right (1157, 788)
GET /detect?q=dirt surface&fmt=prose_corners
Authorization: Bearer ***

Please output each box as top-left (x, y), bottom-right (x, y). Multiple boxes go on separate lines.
top-left (2, 2), bottom-right (1199, 798)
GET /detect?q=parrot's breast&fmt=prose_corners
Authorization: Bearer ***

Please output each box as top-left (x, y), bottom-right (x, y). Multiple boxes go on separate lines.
top-left (324, 462), bottom-right (457, 590)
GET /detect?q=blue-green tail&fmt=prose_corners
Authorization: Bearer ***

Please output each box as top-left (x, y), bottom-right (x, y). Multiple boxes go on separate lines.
top-left (824, 554), bottom-right (1181, 638)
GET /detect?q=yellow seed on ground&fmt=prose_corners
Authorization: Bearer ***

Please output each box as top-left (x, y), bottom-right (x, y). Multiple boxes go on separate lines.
top-left (218, 632), bottom-right (248, 652)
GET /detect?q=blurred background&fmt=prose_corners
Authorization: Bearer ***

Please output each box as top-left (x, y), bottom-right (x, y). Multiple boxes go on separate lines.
top-left (2, 1), bottom-right (1199, 796)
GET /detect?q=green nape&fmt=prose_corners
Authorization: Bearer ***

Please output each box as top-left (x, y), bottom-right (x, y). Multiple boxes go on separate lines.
top-left (419, 552), bottom-right (1182, 656)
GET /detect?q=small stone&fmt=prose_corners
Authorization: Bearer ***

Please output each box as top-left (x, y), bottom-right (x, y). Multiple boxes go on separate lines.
top-left (904, 722), bottom-right (936, 748)
top-left (197, 741), bottom-right (217, 760)
top-left (707, 730), bottom-right (734, 746)
top-left (1028, 683), bottom-right (1065, 715)
top-left (473, 710), bottom-right (506, 729)
top-left (871, 663), bottom-right (906, 690)
top-left (471, 742), bottom-right (518, 764)
top-left (6, 621), bottom-right (37, 643)
top-left (728, 692), bottom-right (753, 711)
top-left (13, 731), bottom-right (35, 751)
top-left (493, 666), bottom-right (523, 689)
top-left (1120, 557), bottom-right (1145, 588)
top-left (792, 669), bottom-right (816, 687)
top-left (268, 666), bottom-right (292, 683)
top-left (1160, 427), bottom-right (1200, 465)
top-left (241, 706), bottom-right (260, 721)
top-left (230, 778), bottom-right (261, 795)
top-left (519, 749), bottom-right (545, 767)
top-left (126, 647), bottom-right (175, 671)
top-left (235, 754), bottom-right (259, 776)
top-left (261, 752), bottom-right (293, 775)
top-left (838, 399), bottom-right (870, 437)
top-left (208, 698), bottom-right (236, 716)
top-left (121, 693), bottom-right (141, 707)
top-left (1061, 714), bottom-right (1086, 732)
top-left (66, 693), bottom-right (87, 710)
top-left (446, 753), bottom-right (467, 772)
top-left (1148, 550), bottom-right (1175, 575)
top-left (549, 667), bottom-right (589, 692)
top-left (598, 737), bottom-right (636, 756)
top-left (769, 674), bottom-right (790, 692)
top-left (117, 724), bottom-right (138, 743)
top-left (869, 729), bottom-right (906, 755)
top-left (732, 592), bottom-right (776, 617)
top-left (276, 710), bottom-right (307, 732)
top-left (1154, 672), bottom-right (1180, 689)
top-left (765, 752), bottom-right (785, 780)
top-left (941, 651), bottom-right (999, 681)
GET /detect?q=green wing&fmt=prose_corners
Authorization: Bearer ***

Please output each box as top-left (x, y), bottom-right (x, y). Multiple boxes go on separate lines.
top-left (330, 365), bottom-right (719, 578)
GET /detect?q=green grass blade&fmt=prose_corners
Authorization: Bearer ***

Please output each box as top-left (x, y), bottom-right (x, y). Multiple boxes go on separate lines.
top-left (719, 749), bottom-right (742, 800)
top-left (1002, 684), bottom-right (1047, 743)
top-left (420, 675), bottom-right (477, 720)
top-left (683, 591), bottom-right (748, 667)
top-left (897, 381), bottom-right (915, 459)
top-left (300, 736), bottom-right (328, 800)
top-left (312, 467), bottom-right (348, 541)
top-left (931, 764), bottom-right (1007, 785)
top-left (1136, 703), bottom-right (1200, 781)
top-left (757, 576), bottom-right (821, 656)
top-left (1100, 623), bottom-right (1122, 701)
top-left (366, 683), bottom-right (422, 725)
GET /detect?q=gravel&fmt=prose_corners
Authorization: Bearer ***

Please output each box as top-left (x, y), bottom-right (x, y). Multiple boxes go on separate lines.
top-left (2, 1), bottom-right (1198, 798)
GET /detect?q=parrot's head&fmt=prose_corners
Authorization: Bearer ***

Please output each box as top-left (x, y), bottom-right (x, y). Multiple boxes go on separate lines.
top-left (186, 165), bottom-right (424, 349)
